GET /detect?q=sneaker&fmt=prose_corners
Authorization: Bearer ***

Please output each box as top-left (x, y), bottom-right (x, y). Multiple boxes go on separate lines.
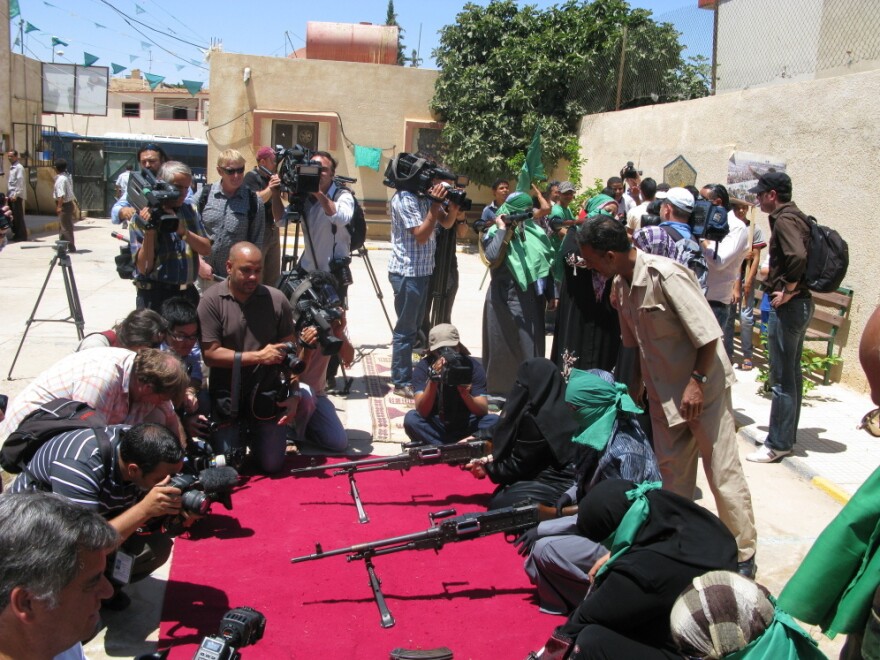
top-left (740, 359), bottom-right (754, 372)
top-left (737, 556), bottom-right (757, 579)
top-left (746, 445), bottom-right (790, 463)
top-left (392, 385), bottom-right (415, 399)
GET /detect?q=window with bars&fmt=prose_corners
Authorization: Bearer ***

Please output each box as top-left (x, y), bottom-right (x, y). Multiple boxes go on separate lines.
top-left (154, 98), bottom-right (199, 121)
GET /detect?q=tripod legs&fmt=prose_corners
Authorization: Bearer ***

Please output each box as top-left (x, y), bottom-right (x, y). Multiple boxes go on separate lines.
top-left (8, 253), bottom-right (85, 379)
top-left (354, 247), bottom-right (394, 333)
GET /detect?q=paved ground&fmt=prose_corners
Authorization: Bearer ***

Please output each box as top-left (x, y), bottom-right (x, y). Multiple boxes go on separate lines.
top-left (1, 214), bottom-right (875, 657)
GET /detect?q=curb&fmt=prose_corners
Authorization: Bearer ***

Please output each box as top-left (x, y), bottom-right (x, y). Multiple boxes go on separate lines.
top-left (737, 422), bottom-right (851, 504)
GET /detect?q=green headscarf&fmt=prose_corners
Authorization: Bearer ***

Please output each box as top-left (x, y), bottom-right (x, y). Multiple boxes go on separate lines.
top-left (586, 193), bottom-right (616, 218)
top-left (565, 369), bottom-right (643, 451)
top-left (486, 192), bottom-right (556, 291)
top-left (726, 603), bottom-right (827, 659)
top-left (595, 481), bottom-right (663, 579)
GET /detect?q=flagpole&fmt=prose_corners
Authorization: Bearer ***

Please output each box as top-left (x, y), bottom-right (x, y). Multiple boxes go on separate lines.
top-left (18, 20), bottom-right (24, 55)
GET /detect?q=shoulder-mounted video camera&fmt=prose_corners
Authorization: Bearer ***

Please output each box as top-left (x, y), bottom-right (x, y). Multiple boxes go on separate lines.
top-left (274, 144), bottom-right (322, 199)
top-left (126, 169), bottom-right (181, 233)
top-left (383, 153), bottom-right (472, 211)
top-left (279, 268), bottom-right (344, 356)
top-left (690, 199), bottom-right (730, 242)
top-left (148, 462), bottom-right (239, 536)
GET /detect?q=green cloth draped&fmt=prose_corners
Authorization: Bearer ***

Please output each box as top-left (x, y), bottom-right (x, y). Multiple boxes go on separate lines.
top-left (595, 481), bottom-right (663, 579)
top-left (778, 466), bottom-right (880, 637)
top-left (726, 603), bottom-right (827, 659)
top-left (486, 192), bottom-right (555, 291)
top-left (565, 369), bottom-right (643, 450)
top-left (586, 194), bottom-right (616, 218)
top-left (516, 126), bottom-right (545, 193)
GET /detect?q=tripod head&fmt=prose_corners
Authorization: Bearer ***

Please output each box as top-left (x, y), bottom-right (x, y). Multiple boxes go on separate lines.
top-left (21, 240), bottom-right (73, 258)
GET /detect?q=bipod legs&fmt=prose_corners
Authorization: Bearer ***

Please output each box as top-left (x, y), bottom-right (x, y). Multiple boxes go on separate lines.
top-left (363, 554), bottom-right (395, 628)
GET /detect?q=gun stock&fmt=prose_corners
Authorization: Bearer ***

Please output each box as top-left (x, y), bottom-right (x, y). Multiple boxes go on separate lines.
top-left (290, 503), bottom-right (539, 628)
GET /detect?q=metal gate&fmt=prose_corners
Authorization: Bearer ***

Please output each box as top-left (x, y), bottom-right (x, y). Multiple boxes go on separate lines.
top-left (104, 151), bottom-right (137, 214)
top-left (72, 141), bottom-right (105, 217)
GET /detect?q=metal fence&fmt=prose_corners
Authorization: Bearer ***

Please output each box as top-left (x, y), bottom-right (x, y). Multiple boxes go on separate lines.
top-left (566, 0), bottom-right (880, 115)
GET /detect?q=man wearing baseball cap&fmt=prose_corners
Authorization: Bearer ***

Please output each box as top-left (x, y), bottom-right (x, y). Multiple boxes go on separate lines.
top-left (746, 171), bottom-right (814, 463)
top-left (403, 324), bottom-right (498, 446)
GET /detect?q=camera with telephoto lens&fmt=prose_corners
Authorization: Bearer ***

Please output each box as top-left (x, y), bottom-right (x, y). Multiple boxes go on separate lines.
top-left (432, 346), bottom-right (473, 387)
top-left (185, 438), bottom-right (245, 472)
top-left (620, 161), bottom-right (642, 180)
top-left (280, 341), bottom-right (307, 375)
top-left (193, 606), bottom-right (266, 660)
top-left (383, 153), bottom-right (472, 210)
top-left (278, 269), bottom-right (344, 356)
top-left (503, 210), bottom-right (533, 226)
top-left (274, 144), bottom-right (322, 198)
top-left (328, 255), bottom-right (353, 287)
top-left (126, 169), bottom-right (181, 233)
top-left (0, 193), bottom-right (10, 231)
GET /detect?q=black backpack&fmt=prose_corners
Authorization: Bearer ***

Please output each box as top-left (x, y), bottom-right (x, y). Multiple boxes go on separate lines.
top-left (797, 213), bottom-right (849, 293)
top-left (333, 185), bottom-right (367, 252)
top-left (0, 399), bottom-right (111, 474)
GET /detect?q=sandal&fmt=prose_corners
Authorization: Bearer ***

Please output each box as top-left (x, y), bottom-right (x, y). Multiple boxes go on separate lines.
top-left (741, 359), bottom-right (753, 371)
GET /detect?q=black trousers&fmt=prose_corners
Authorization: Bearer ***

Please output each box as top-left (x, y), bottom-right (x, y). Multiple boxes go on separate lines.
top-left (9, 197), bottom-right (27, 241)
top-left (135, 282), bottom-right (199, 311)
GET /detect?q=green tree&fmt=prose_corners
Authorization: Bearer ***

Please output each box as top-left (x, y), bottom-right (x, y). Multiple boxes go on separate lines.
top-left (385, 0), bottom-right (406, 66)
top-left (431, 0), bottom-right (709, 186)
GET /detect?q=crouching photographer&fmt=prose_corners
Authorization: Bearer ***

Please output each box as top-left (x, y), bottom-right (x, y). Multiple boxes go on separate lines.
top-left (128, 161), bottom-right (211, 310)
top-left (7, 422), bottom-right (186, 611)
top-left (198, 242), bottom-right (303, 474)
top-left (404, 324), bottom-right (498, 446)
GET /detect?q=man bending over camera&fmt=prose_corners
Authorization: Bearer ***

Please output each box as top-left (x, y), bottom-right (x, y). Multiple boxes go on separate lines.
top-left (404, 324), bottom-right (498, 446)
top-left (198, 242), bottom-right (303, 473)
top-left (8, 423), bottom-right (184, 610)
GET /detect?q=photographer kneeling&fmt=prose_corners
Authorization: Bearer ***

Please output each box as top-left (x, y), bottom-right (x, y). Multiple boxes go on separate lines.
top-left (198, 242), bottom-right (302, 474)
top-left (8, 422), bottom-right (185, 610)
top-left (404, 324), bottom-right (498, 446)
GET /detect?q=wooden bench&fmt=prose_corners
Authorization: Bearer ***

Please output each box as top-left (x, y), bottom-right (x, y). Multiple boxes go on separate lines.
top-left (752, 285), bottom-right (854, 385)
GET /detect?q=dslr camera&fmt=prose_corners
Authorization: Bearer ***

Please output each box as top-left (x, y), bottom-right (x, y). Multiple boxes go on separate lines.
top-left (383, 153), bottom-right (472, 211)
top-left (328, 255), bottom-right (353, 288)
top-left (274, 144), bottom-right (322, 199)
top-left (126, 169), bottom-right (181, 233)
top-left (279, 269), bottom-right (345, 356)
top-left (193, 606), bottom-right (266, 660)
top-left (620, 161), bottom-right (642, 180)
top-left (431, 347), bottom-right (474, 388)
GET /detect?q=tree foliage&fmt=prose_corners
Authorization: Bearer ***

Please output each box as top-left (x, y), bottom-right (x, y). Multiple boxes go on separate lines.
top-left (431, 0), bottom-right (709, 186)
top-left (385, 0), bottom-right (406, 66)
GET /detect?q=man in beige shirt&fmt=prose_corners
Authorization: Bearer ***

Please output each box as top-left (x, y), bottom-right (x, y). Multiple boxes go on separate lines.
top-left (577, 213), bottom-right (757, 578)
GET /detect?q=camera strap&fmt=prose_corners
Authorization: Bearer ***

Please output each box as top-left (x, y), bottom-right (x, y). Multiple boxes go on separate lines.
top-left (231, 352), bottom-right (242, 418)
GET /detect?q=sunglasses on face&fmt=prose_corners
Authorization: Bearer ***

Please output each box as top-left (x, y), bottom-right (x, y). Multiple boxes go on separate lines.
top-left (220, 166), bottom-right (245, 175)
top-left (169, 330), bottom-right (199, 342)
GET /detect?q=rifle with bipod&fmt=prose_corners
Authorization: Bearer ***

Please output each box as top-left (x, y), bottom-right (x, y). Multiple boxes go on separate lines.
top-left (291, 502), bottom-right (539, 628)
top-left (290, 439), bottom-right (490, 524)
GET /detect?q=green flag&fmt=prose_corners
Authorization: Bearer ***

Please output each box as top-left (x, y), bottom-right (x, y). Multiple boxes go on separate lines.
top-left (182, 79), bottom-right (203, 96)
top-left (24, 22), bottom-right (39, 33)
top-left (516, 126), bottom-right (545, 193)
top-left (10, 0), bottom-right (20, 19)
top-left (51, 37), bottom-right (68, 47)
top-left (83, 52), bottom-right (99, 67)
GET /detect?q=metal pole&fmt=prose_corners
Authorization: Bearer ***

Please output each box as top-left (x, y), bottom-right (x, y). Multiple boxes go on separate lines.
top-left (615, 26), bottom-right (627, 111)
top-left (711, 4), bottom-right (719, 94)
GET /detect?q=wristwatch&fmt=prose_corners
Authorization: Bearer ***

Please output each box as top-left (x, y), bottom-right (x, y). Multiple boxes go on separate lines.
top-left (691, 371), bottom-right (708, 384)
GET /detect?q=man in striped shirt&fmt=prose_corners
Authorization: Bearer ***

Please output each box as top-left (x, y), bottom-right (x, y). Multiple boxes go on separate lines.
top-left (10, 422), bottom-right (184, 598)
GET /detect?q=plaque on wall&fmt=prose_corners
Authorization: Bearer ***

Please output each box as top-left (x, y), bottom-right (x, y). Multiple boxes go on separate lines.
top-left (663, 155), bottom-right (697, 188)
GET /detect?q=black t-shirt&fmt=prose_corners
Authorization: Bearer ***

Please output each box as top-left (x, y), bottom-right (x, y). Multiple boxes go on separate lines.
top-left (243, 169), bottom-right (273, 223)
top-left (412, 354), bottom-right (487, 432)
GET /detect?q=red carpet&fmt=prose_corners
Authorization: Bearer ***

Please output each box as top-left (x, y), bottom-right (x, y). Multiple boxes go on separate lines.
top-left (159, 455), bottom-right (559, 658)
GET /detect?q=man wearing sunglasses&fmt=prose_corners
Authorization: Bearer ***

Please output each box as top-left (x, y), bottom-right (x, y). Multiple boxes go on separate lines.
top-left (198, 150), bottom-right (265, 288)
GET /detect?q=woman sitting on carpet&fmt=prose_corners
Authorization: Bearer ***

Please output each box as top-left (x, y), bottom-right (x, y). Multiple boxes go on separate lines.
top-left (534, 479), bottom-right (738, 659)
top-left (465, 357), bottom-right (579, 510)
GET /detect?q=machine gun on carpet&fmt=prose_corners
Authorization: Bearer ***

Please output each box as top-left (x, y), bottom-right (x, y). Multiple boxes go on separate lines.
top-left (291, 502), bottom-right (539, 628)
top-left (290, 439), bottom-right (490, 524)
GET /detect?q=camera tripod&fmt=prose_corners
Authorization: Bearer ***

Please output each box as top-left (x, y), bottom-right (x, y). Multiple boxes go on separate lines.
top-left (8, 241), bottom-right (85, 379)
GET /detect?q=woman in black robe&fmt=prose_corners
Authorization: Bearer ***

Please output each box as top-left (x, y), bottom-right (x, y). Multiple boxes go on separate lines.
top-left (550, 227), bottom-right (620, 374)
top-left (544, 479), bottom-right (738, 659)
top-left (466, 358), bottom-right (580, 509)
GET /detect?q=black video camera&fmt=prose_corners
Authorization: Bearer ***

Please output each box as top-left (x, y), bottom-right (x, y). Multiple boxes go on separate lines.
top-left (274, 144), bottom-right (322, 198)
top-left (690, 199), bottom-right (730, 242)
top-left (279, 269), bottom-right (344, 356)
top-left (432, 347), bottom-right (473, 388)
top-left (157, 465), bottom-right (239, 535)
top-left (328, 255), bottom-right (353, 287)
top-left (185, 438), bottom-right (245, 473)
top-left (126, 169), bottom-right (181, 233)
top-left (383, 153), bottom-right (472, 210)
top-left (0, 193), bottom-right (10, 232)
top-left (620, 161), bottom-right (642, 180)
top-left (193, 606), bottom-right (266, 660)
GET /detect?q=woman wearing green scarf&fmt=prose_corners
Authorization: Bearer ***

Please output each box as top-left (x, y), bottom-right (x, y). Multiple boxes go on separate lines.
top-left (482, 190), bottom-right (555, 395)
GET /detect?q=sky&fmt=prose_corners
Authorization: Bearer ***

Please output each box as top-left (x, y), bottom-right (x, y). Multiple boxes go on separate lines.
top-left (8, 0), bottom-right (712, 85)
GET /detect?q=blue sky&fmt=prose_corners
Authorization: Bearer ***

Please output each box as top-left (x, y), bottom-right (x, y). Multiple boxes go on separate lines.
top-left (9, 0), bottom-right (711, 84)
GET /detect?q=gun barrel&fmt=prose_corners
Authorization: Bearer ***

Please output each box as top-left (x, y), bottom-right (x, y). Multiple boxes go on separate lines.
top-left (290, 453), bottom-right (409, 475)
top-left (291, 527), bottom-right (441, 563)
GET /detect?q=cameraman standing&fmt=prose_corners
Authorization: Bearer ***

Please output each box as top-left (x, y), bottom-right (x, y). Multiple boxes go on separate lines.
top-left (387, 167), bottom-right (458, 398)
top-left (129, 161), bottom-right (211, 310)
top-left (243, 147), bottom-right (284, 287)
top-left (404, 324), bottom-right (497, 446)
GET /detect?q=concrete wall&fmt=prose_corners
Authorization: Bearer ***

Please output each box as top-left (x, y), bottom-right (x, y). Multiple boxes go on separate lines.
top-left (577, 66), bottom-right (880, 392)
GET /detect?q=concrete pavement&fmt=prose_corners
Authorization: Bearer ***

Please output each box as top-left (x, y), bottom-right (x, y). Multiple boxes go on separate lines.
top-left (0, 214), bottom-right (874, 657)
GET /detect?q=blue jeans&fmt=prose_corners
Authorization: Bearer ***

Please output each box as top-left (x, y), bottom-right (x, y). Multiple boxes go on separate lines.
top-left (739, 290), bottom-right (757, 359)
top-left (389, 272), bottom-right (431, 387)
top-left (765, 295), bottom-right (814, 452)
top-left (212, 417), bottom-right (287, 474)
top-left (710, 301), bottom-right (733, 359)
top-left (403, 410), bottom-right (499, 446)
top-left (292, 388), bottom-right (348, 452)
